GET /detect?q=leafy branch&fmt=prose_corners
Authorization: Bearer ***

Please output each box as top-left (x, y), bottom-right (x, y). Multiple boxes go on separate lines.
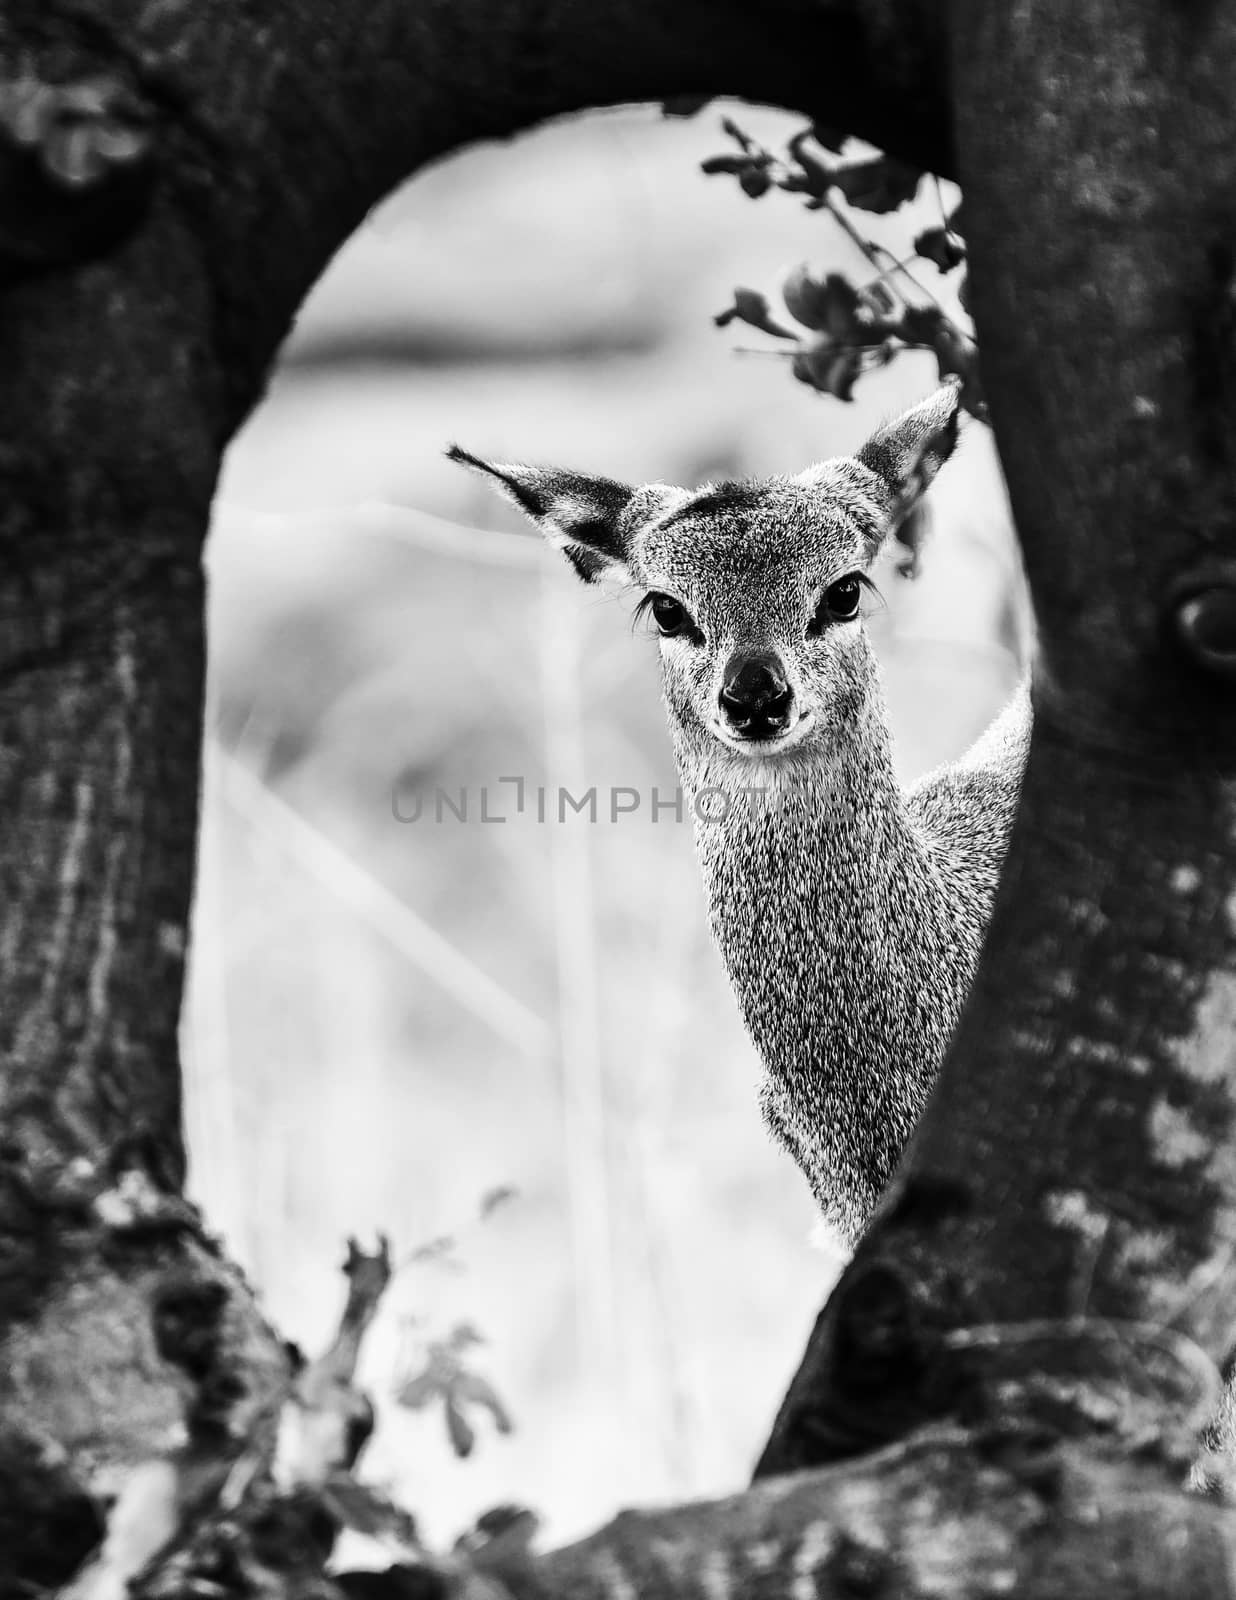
top-left (702, 117), bottom-right (985, 420)
top-left (391, 1184), bottom-right (520, 1458)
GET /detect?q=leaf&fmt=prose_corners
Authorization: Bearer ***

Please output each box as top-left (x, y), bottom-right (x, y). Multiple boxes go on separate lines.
top-left (407, 1234), bottom-right (457, 1265)
top-left (714, 287), bottom-right (797, 339)
top-left (700, 141), bottom-right (774, 197)
top-left (479, 1184), bottom-right (517, 1220)
top-left (791, 340), bottom-right (863, 401)
top-left (445, 1397), bottom-right (476, 1458)
top-left (913, 226), bottom-right (967, 273)
top-left (899, 307), bottom-right (986, 420)
top-left (448, 1320), bottom-right (485, 1351)
top-left (473, 1505), bottom-right (539, 1541)
top-left (932, 324), bottom-right (974, 383)
top-left (456, 1505), bottom-right (541, 1572)
top-left (831, 157), bottom-right (921, 214)
top-left (899, 304), bottom-right (948, 346)
top-left (319, 1472), bottom-right (424, 1554)
top-left (699, 154), bottom-right (749, 176)
top-left (720, 115), bottom-right (755, 152)
top-left (783, 129), bottom-right (836, 200)
top-left (451, 1370), bottom-right (514, 1435)
top-left (782, 266), bottom-right (858, 336)
top-left (860, 281), bottom-right (898, 317)
top-left (395, 1371), bottom-right (444, 1411)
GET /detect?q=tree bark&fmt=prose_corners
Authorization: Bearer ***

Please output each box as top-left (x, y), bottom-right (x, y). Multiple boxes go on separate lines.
top-left (760, 0), bottom-right (1236, 1482)
top-left (489, 1428), bottom-right (1236, 1600)
top-left (0, 0), bottom-right (956, 1591)
top-left (7, 0), bottom-right (1236, 1592)
top-left (0, 0), bottom-right (952, 1183)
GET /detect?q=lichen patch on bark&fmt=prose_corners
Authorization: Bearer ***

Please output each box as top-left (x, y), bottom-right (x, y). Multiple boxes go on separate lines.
top-left (1174, 967), bottom-right (1236, 1088)
top-left (1149, 1096), bottom-right (1213, 1168)
top-left (1, 1264), bottom-right (185, 1474)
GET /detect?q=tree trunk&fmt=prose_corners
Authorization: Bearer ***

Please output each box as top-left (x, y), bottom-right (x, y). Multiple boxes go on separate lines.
top-left (760, 0), bottom-right (1236, 1482)
top-left (0, 0), bottom-right (955, 1591)
top-left (6, 0), bottom-right (1236, 1593)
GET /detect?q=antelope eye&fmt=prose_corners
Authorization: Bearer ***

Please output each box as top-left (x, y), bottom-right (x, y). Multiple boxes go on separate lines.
top-left (649, 593), bottom-right (694, 638)
top-left (809, 574), bottom-right (863, 633)
top-left (826, 575), bottom-right (863, 619)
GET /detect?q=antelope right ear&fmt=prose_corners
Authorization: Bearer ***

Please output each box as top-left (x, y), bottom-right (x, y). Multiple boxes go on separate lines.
top-left (447, 446), bottom-right (636, 584)
top-left (854, 379), bottom-right (963, 522)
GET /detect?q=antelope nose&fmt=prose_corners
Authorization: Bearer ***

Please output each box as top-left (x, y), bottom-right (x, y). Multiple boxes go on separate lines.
top-left (720, 653), bottom-right (793, 731)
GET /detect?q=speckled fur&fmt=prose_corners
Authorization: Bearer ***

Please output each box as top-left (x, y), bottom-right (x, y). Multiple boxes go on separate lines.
top-left (451, 389), bottom-right (1030, 1240)
top-left (687, 680), bottom-right (1027, 1240)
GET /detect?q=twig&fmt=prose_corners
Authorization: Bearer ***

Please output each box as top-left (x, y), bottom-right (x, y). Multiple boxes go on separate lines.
top-left (213, 499), bottom-right (547, 570)
top-left (210, 740), bottom-right (550, 1058)
top-left (824, 196), bottom-right (975, 344)
top-left (538, 566), bottom-right (620, 1386)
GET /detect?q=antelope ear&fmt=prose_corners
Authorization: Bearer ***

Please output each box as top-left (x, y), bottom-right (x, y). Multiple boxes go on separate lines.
top-left (447, 446), bottom-right (635, 584)
top-left (854, 379), bottom-right (963, 522)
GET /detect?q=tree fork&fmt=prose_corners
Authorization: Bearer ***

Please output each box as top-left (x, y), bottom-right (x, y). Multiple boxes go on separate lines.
top-left (9, 0), bottom-right (1236, 1590)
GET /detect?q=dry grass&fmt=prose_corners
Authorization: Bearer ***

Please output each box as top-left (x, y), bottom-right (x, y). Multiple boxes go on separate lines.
top-left (182, 102), bottom-right (1026, 1550)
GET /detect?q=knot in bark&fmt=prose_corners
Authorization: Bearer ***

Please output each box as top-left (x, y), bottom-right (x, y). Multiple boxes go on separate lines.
top-left (0, 57), bottom-right (158, 272)
top-left (1170, 564), bottom-right (1236, 682)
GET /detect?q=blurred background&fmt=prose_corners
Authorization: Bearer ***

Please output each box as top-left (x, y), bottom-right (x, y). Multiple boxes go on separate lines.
top-left (181, 102), bottom-right (1026, 1555)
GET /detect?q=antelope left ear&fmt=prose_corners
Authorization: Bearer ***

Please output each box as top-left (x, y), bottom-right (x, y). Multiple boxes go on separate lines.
top-left (446, 445), bottom-right (637, 584)
top-left (854, 378), bottom-right (963, 519)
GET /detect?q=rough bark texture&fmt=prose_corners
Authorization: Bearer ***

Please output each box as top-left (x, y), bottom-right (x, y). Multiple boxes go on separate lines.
top-left (5, 0), bottom-right (1236, 1592)
top-left (0, 1), bottom-right (955, 1591)
top-left (760, 0), bottom-right (1236, 1480)
top-left (505, 1431), bottom-right (1236, 1600)
top-left (0, 0), bottom-right (952, 1187)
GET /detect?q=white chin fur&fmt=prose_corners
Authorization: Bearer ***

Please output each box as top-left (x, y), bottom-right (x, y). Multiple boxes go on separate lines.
top-left (710, 712), bottom-right (814, 757)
